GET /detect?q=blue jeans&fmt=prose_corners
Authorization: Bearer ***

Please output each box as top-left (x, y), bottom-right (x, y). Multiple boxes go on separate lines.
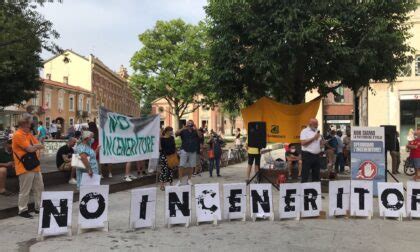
top-left (209, 158), bottom-right (221, 176)
top-left (335, 152), bottom-right (345, 173)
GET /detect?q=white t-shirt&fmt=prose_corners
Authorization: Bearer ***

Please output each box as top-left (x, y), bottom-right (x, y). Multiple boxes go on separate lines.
top-left (49, 123), bottom-right (57, 133)
top-left (300, 127), bottom-right (321, 154)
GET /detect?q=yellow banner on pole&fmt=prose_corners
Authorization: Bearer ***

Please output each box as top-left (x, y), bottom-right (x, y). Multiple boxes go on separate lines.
top-left (241, 97), bottom-right (321, 143)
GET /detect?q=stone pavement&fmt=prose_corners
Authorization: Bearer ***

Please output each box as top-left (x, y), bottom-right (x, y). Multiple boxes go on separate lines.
top-left (0, 157), bottom-right (419, 252)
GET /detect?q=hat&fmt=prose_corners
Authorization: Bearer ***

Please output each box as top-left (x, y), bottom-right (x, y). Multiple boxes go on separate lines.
top-left (82, 130), bottom-right (93, 140)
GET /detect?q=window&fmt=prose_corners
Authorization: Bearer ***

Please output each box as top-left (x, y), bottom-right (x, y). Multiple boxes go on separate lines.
top-left (45, 92), bottom-right (52, 108)
top-left (63, 76), bottom-right (68, 84)
top-left (69, 117), bottom-right (74, 126)
top-left (45, 117), bottom-right (50, 128)
top-left (158, 107), bottom-right (164, 113)
top-left (69, 95), bottom-right (75, 111)
top-left (86, 98), bottom-right (91, 112)
top-left (58, 90), bottom-right (64, 110)
top-left (416, 55), bottom-right (420, 76)
top-left (334, 86), bottom-right (345, 103)
top-left (31, 92), bottom-right (40, 106)
top-left (46, 73), bottom-right (51, 80)
top-left (399, 61), bottom-right (412, 77)
top-left (78, 95), bottom-right (84, 111)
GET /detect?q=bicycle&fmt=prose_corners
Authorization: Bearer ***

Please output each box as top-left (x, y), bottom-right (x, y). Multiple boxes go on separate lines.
top-left (404, 157), bottom-right (415, 176)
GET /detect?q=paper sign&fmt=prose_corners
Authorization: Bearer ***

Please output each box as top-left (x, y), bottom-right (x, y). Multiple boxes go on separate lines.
top-left (165, 185), bottom-right (191, 225)
top-left (195, 183), bottom-right (222, 223)
top-left (38, 191), bottom-right (73, 237)
top-left (329, 180), bottom-right (350, 217)
top-left (279, 183), bottom-right (301, 219)
top-left (250, 184), bottom-right (273, 219)
top-left (350, 180), bottom-right (373, 217)
top-left (81, 173), bottom-right (101, 186)
top-left (300, 182), bottom-right (321, 218)
top-left (78, 185), bottom-right (109, 229)
top-left (378, 182), bottom-right (406, 218)
top-left (223, 183), bottom-right (247, 220)
top-left (130, 188), bottom-right (157, 229)
top-left (406, 181), bottom-right (420, 218)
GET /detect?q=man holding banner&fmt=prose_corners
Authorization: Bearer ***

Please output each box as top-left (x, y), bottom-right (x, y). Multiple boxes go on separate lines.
top-left (300, 119), bottom-right (323, 183)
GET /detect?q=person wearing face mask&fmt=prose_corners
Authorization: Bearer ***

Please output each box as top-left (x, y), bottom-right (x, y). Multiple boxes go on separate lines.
top-left (285, 143), bottom-right (302, 178)
top-left (407, 130), bottom-right (420, 181)
top-left (159, 126), bottom-right (176, 190)
top-left (176, 120), bottom-right (202, 185)
top-left (300, 118), bottom-right (324, 183)
top-left (75, 131), bottom-right (100, 189)
top-left (89, 122), bottom-right (112, 179)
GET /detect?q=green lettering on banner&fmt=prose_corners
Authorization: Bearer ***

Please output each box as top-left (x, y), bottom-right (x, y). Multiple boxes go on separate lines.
top-left (150, 135), bottom-right (155, 153)
top-left (118, 116), bottom-right (130, 130)
top-left (109, 115), bottom-right (119, 133)
top-left (116, 137), bottom-right (124, 156)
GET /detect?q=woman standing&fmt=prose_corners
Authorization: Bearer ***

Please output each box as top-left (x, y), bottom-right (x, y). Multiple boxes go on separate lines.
top-left (159, 127), bottom-right (176, 190)
top-left (88, 122), bottom-right (112, 178)
top-left (75, 131), bottom-right (100, 189)
top-left (208, 132), bottom-right (224, 177)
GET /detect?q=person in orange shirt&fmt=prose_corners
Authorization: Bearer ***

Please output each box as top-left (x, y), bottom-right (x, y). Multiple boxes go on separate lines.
top-left (12, 113), bottom-right (44, 218)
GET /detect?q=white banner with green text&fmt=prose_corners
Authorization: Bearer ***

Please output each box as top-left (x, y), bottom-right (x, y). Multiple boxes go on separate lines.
top-left (99, 107), bottom-right (160, 164)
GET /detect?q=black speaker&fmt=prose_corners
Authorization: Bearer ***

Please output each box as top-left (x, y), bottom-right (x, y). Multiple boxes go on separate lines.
top-left (248, 122), bottom-right (267, 149)
top-left (381, 125), bottom-right (397, 151)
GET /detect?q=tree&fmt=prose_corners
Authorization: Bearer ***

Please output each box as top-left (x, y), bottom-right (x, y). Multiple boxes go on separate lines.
top-left (206, 0), bottom-right (417, 105)
top-left (221, 100), bottom-right (241, 136)
top-left (0, 0), bottom-right (60, 107)
top-left (130, 19), bottom-right (212, 129)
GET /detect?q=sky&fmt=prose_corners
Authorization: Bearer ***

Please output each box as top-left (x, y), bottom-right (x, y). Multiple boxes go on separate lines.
top-left (38, 0), bottom-right (207, 73)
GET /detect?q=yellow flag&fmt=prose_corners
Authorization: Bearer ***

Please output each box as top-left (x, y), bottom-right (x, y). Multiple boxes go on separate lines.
top-left (241, 97), bottom-right (321, 143)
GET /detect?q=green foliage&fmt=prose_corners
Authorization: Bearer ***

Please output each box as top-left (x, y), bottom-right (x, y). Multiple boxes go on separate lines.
top-left (0, 0), bottom-right (60, 107)
top-left (130, 19), bottom-right (213, 124)
top-left (206, 0), bottom-right (417, 104)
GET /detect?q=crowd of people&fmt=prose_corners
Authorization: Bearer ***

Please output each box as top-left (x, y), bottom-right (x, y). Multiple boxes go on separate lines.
top-left (1, 112), bottom-right (420, 220)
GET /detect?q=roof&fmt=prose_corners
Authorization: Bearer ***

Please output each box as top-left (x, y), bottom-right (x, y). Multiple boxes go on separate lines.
top-left (43, 49), bottom-right (88, 64)
top-left (42, 79), bottom-right (92, 94)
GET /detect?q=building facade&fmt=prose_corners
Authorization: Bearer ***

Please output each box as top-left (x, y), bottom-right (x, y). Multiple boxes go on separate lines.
top-left (358, 8), bottom-right (420, 147)
top-left (43, 50), bottom-right (140, 119)
top-left (0, 79), bottom-right (93, 135)
top-left (151, 98), bottom-right (244, 135)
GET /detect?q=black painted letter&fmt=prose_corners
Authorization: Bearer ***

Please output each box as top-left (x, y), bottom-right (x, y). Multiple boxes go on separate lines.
top-left (303, 188), bottom-right (318, 211)
top-left (168, 192), bottom-right (190, 217)
top-left (251, 190), bottom-right (270, 213)
top-left (411, 189), bottom-right (420, 211)
top-left (228, 189), bottom-right (242, 213)
top-left (41, 199), bottom-right (68, 228)
top-left (284, 189), bottom-right (297, 212)
top-left (80, 192), bottom-right (106, 219)
top-left (139, 195), bottom-right (148, 220)
top-left (354, 188), bottom-right (369, 210)
top-left (337, 187), bottom-right (344, 209)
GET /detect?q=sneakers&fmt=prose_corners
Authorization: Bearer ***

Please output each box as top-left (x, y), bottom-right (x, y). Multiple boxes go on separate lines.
top-left (128, 175), bottom-right (137, 180)
top-left (123, 176), bottom-right (133, 182)
top-left (108, 172), bottom-right (113, 178)
top-left (18, 211), bottom-right (33, 219)
top-left (187, 179), bottom-right (193, 185)
top-left (68, 178), bottom-right (77, 185)
top-left (175, 180), bottom-right (181, 186)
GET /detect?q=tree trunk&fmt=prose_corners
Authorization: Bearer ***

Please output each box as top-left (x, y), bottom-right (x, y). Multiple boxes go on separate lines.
top-left (173, 113), bottom-right (181, 131)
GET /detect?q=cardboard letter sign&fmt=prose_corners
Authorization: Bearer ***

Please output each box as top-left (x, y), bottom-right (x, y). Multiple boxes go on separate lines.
top-left (350, 180), bottom-right (373, 217)
top-left (38, 191), bottom-right (73, 237)
top-left (78, 185), bottom-right (109, 230)
top-left (195, 183), bottom-right (222, 223)
top-left (223, 183), bottom-right (247, 220)
top-left (279, 183), bottom-right (301, 219)
top-left (165, 185), bottom-right (191, 225)
top-left (129, 188), bottom-right (157, 229)
top-left (250, 184), bottom-right (273, 219)
top-left (329, 180), bottom-right (350, 217)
